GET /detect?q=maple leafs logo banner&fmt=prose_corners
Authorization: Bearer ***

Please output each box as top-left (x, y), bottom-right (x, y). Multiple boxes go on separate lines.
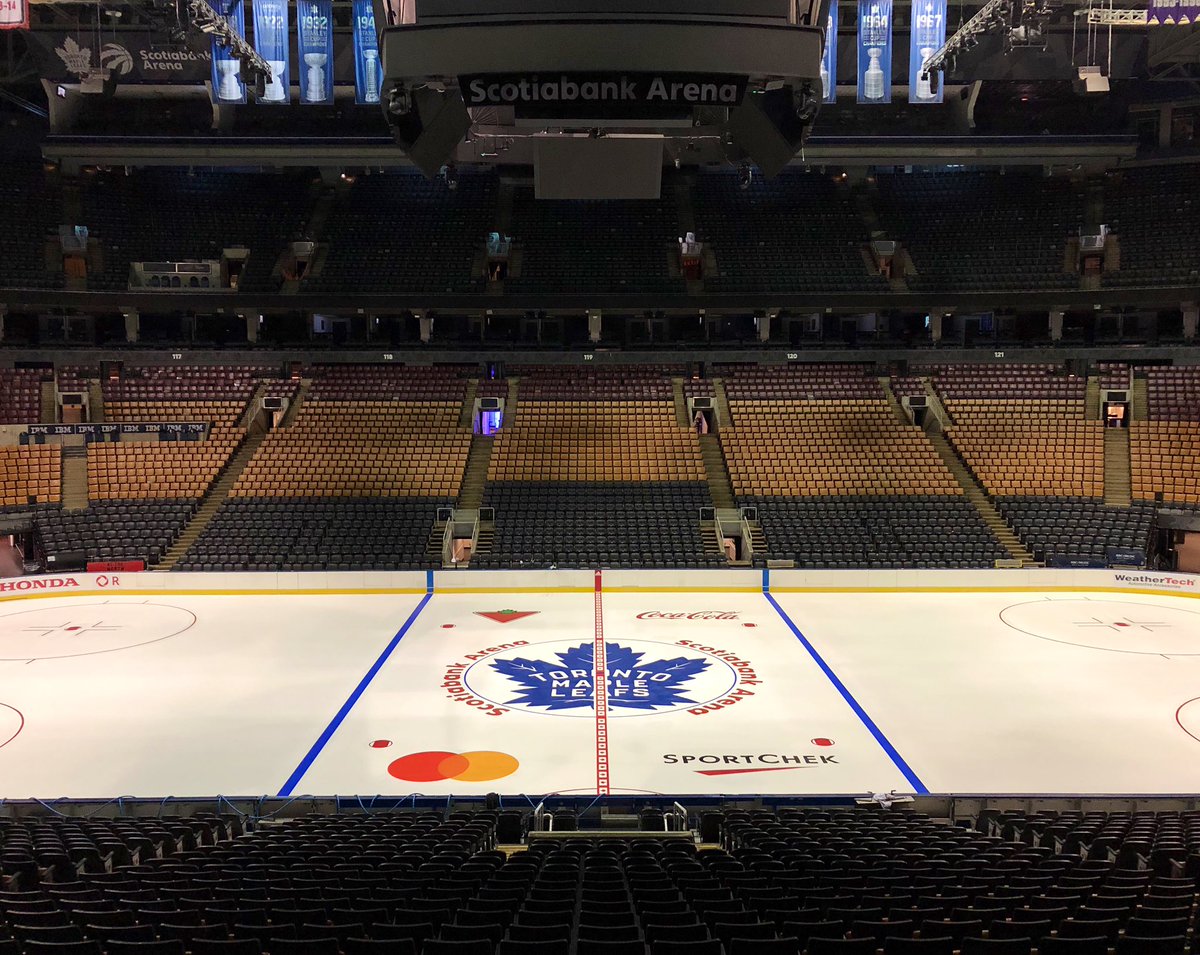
top-left (490, 642), bottom-right (711, 712)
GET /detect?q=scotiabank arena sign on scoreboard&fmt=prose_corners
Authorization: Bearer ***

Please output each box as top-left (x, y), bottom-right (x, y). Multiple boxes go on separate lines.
top-left (459, 71), bottom-right (748, 117)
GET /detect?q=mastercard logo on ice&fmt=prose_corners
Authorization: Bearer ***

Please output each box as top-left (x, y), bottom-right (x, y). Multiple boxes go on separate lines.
top-left (387, 750), bottom-right (519, 783)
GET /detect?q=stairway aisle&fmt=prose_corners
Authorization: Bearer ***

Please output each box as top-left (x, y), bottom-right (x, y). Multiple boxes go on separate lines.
top-left (1104, 428), bottom-right (1132, 507)
top-left (279, 379), bottom-right (312, 427)
top-left (457, 434), bottom-right (494, 510)
top-left (1084, 377), bottom-right (1101, 420)
top-left (698, 434), bottom-right (734, 510)
top-left (88, 379), bottom-right (105, 422)
top-left (878, 376), bottom-right (910, 425)
top-left (671, 378), bottom-right (691, 428)
top-left (1131, 376), bottom-right (1148, 421)
top-left (156, 431), bottom-right (268, 570)
top-left (929, 432), bottom-right (1034, 565)
top-left (459, 379), bottom-right (479, 430)
top-left (40, 379), bottom-right (57, 424)
top-left (60, 446), bottom-right (89, 511)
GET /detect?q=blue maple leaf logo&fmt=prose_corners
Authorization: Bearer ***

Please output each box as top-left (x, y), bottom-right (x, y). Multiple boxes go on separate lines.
top-left (490, 642), bottom-right (711, 711)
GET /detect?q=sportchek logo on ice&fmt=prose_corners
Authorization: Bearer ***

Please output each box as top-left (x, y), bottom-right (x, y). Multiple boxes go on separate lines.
top-left (1113, 573), bottom-right (1196, 590)
top-left (665, 748), bottom-right (839, 776)
top-left (637, 611), bottom-right (740, 620)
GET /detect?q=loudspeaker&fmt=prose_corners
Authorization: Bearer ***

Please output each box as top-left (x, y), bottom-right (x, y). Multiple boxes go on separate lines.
top-left (389, 86), bottom-right (472, 178)
top-left (727, 86), bottom-right (813, 179)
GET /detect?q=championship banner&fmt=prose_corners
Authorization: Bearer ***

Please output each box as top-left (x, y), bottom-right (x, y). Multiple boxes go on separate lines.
top-left (211, 0), bottom-right (247, 104)
top-left (820, 0), bottom-right (838, 104)
top-left (296, 0), bottom-right (334, 104)
top-left (857, 0), bottom-right (892, 104)
top-left (252, 0), bottom-right (291, 103)
top-left (0, 0), bottom-right (28, 31)
top-left (1148, 0), bottom-right (1200, 22)
top-left (352, 0), bottom-right (382, 104)
top-left (909, 0), bottom-right (946, 103)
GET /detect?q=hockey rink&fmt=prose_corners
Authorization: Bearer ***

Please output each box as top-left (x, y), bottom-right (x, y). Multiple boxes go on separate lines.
top-left (1, 574), bottom-right (1199, 799)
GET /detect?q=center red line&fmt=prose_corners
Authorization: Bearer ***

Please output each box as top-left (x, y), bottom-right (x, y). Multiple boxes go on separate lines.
top-left (593, 569), bottom-right (610, 796)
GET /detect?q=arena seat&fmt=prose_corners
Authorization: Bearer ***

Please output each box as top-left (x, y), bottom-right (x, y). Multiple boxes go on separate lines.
top-left (475, 367), bottom-right (715, 568)
top-left (692, 170), bottom-right (884, 294)
top-left (79, 169), bottom-right (314, 292)
top-left (36, 500), bottom-right (196, 565)
top-left (928, 366), bottom-right (1104, 506)
top-left (504, 189), bottom-right (686, 295)
top-left (0, 163), bottom-right (63, 291)
top-left (875, 171), bottom-right (1083, 292)
top-left (1102, 166), bottom-right (1200, 288)
top-left (716, 364), bottom-right (995, 568)
top-left (311, 171), bottom-right (495, 294)
top-left (0, 808), bottom-right (1196, 954)
top-left (0, 446), bottom-right (62, 507)
top-left (0, 368), bottom-right (48, 424)
top-left (178, 366), bottom-right (471, 571)
top-left (995, 498), bottom-right (1154, 564)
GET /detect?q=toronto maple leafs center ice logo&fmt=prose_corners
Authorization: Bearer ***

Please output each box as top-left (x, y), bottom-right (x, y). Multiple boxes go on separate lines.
top-left (493, 642), bottom-right (710, 712)
top-left (461, 638), bottom-right (743, 719)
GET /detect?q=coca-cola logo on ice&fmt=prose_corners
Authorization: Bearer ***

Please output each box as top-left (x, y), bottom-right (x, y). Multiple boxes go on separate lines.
top-left (636, 611), bottom-right (740, 620)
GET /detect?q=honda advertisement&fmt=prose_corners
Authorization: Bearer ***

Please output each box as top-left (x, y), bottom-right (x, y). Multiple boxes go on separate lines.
top-left (211, 0), bottom-right (247, 103)
top-left (909, 0), bottom-right (946, 103)
top-left (252, 0), bottom-right (291, 103)
top-left (352, 0), bottom-right (381, 105)
top-left (857, 0), bottom-right (893, 104)
top-left (296, 0), bottom-right (334, 104)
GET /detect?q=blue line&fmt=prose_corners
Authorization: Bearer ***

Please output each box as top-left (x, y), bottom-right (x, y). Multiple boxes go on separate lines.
top-left (761, 568), bottom-right (770, 593)
top-left (277, 589), bottom-right (434, 797)
top-left (764, 592), bottom-right (928, 795)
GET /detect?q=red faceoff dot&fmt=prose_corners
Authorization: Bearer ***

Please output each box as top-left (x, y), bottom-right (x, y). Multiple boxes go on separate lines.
top-left (369, 740), bottom-right (393, 749)
top-left (442, 624), bottom-right (456, 629)
top-left (742, 623), bottom-right (757, 628)
top-left (812, 738), bottom-right (834, 747)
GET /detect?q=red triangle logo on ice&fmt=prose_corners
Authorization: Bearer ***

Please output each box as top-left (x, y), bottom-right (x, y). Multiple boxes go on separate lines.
top-left (475, 610), bottom-right (539, 624)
